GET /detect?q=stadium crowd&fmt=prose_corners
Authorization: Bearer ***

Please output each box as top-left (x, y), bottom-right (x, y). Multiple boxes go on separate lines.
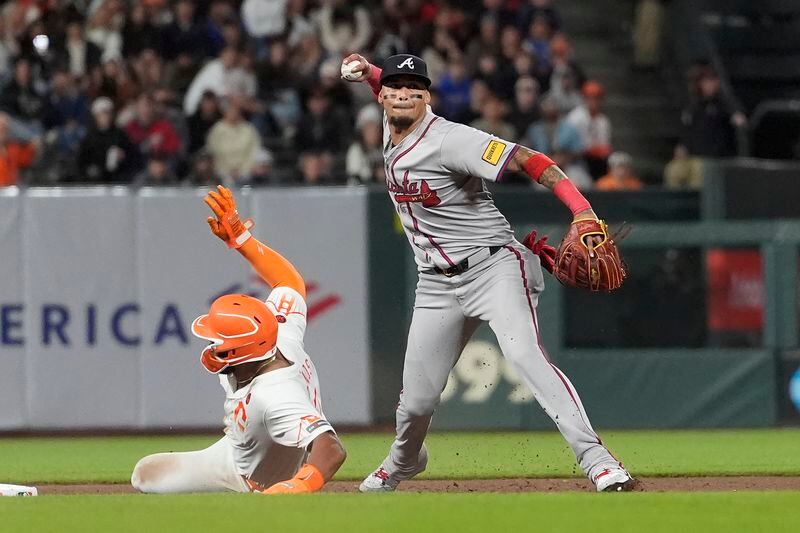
top-left (0, 0), bottom-right (621, 189)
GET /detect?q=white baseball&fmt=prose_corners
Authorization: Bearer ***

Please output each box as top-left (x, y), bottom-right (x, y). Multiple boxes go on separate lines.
top-left (341, 61), bottom-right (364, 81)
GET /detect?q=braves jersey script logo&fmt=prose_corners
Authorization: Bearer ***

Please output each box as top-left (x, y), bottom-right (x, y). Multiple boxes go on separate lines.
top-left (396, 57), bottom-right (415, 70)
top-left (388, 179), bottom-right (441, 207)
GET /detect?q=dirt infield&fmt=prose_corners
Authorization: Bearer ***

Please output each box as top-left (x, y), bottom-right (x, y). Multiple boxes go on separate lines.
top-left (36, 477), bottom-right (800, 495)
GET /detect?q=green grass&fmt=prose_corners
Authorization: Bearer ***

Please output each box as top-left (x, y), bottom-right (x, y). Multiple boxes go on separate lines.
top-left (1, 429), bottom-right (797, 533)
top-left (1, 492), bottom-right (799, 533)
top-left (1, 428), bottom-right (799, 484)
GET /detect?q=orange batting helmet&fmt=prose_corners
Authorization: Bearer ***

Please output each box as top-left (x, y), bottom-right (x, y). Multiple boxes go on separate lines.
top-left (191, 294), bottom-right (278, 374)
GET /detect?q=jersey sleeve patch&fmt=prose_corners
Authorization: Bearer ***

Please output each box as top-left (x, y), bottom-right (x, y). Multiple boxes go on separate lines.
top-left (301, 414), bottom-right (331, 434)
top-left (481, 140), bottom-right (507, 166)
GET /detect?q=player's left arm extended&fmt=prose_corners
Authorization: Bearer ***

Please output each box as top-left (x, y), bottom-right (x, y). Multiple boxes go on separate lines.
top-left (203, 186), bottom-right (306, 298)
top-left (262, 432), bottom-right (347, 494)
top-left (505, 145), bottom-right (598, 224)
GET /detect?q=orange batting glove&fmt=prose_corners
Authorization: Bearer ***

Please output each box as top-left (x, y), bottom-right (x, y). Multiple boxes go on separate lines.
top-left (203, 185), bottom-right (254, 249)
top-left (262, 464), bottom-right (325, 495)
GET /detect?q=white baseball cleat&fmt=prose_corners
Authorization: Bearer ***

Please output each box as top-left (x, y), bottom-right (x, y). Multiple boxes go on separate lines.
top-left (359, 445), bottom-right (428, 493)
top-left (591, 465), bottom-right (637, 492)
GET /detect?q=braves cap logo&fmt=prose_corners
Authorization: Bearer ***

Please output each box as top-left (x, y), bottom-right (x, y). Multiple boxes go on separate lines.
top-left (396, 57), bottom-right (415, 70)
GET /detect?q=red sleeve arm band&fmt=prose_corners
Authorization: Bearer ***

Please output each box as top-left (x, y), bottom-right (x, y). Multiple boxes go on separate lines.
top-left (366, 66), bottom-right (382, 98)
top-left (523, 153), bottom-right (556, 183)
top-left (553, 179), bottom-right (592, 216)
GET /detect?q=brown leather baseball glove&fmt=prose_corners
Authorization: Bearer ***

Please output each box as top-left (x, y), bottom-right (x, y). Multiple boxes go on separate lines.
top-left (551, 219), bottom-right (628, 292)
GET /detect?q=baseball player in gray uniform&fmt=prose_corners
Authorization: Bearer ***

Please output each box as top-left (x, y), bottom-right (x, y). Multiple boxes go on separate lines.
top-left (341, 53), bottom-right (635, 492)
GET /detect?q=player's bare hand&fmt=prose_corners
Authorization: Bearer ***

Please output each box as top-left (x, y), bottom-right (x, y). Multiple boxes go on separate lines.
top-left (341, 53), bottom-right (371, 82)
top-left (572, 209), bottom-right (603, 250)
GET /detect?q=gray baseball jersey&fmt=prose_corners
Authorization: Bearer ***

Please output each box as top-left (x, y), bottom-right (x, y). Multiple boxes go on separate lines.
top-left (383, 107), bottom-right (518, 270)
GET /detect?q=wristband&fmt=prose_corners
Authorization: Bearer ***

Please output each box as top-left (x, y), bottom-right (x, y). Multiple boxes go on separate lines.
top-left (262, 464), bottom-right (325, 494)
top-left (523, 153), bottom-right (556, 183)
top-left (553, 179), bottom-right (592, 216)
top-left (295, 463), bottom-right (325, 492)
top-left (367, 65), bottom-right (382, 96)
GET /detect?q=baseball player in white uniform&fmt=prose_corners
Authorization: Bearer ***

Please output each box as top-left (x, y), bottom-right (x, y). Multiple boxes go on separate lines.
top-left (131, 186), bottom-right (346, 494)
top-left (341, 53), bottom-right (635, 492)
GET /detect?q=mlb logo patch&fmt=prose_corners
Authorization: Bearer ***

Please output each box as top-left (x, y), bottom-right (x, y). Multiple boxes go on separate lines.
top-left (481, 140), bottom-right (507, 165)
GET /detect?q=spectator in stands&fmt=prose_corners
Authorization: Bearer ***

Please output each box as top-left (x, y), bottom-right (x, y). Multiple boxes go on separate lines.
top-left (596, 151), bottom-right (643, 191)
top-left (0, 58), bottom-right (47, 132)
top-left (152, 88), bottom-right (189, 156)
top-left (543, 65), bottom-right (582, 114)
top-left (496, 25), bottom-right (523, 99)
top-left (0, 112), bottom-right (38, 187)
top-left (92, 56), bottom-right (140, 108)
top-left (524, 97), bottom-right (592, 190)
top-left (524, 16), bottom-right (554, 72)
top-left (77, 97), bottom-right (138, 183)
top-left (161, 0), bottom-right (210, 62)
top-left (122, 3), bottom-right (160, 59)
top-left (422, 28), bottom-right (458, 88)
top-left (187, 91), bottom-right (222, 155)
top-left (436, 55), bottom-right (473, 122)
top-left (548, 34), bottom-right (585, 96)
top-left (133, 154), bottom-right (179, 187)
top-left (318, 58), bottom-right (355, 118)
top-left (681, 70), bottom-right (745, 158)
top-left (293, 32), bottom-right (325, 89)
top-left (184, 149), bottom-right (220, 187)
top-left (43, 70), bottom-right (89, 130)
top-left (318, 0), bottom-right (372, 56)
top-left (461, 79), bottom-right (492, 125)
top-left (162, 53), bottom-right (198, 95)
top-left (130, 48), bottom-right (165, 95)
top-left (256, 39), bottom-right (301, 139)
top-left (567, 80), bottom-right (613, 178)
top-left (206, 99), bottom-right (260, 183)
top-left (295, 88), bottom-right (345, 156)
top-left (346, 104), bottom-right (384, 184)
top-left (470, 92), bottom-right (516, 140)
top-left (481, 0), bottom-right (518, 30)
top-left (298, 151), bottom-right (333, 185)
top-left (205, 0), bottom-right (237, 57)
top-left (518, 0), bottom-right (561, 33)
top-left (241, 0), bottom-right (289, 52)
top-left (183, 47), bottom-right (243, 115)
top-left (59, 20), bottom-right (102, 79)
top-left (663, 144), bottom-right (703, 190)
top-left (465, 14), bottom-right (500, 77)
top-left (510, 76), bottom-right (540, 139)
top-left (124, 93), bottom-right (181, 163)
top-left (85, 0), bottom-right (125, 61)
top-left (246, 147), bottom-right (275, 185)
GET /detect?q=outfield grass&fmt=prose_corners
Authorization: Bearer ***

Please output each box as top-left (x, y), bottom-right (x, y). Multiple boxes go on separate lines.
top-left (1, 492), bottom-right (799, 533)
top-left (0, 428), bottom-right (799, 484)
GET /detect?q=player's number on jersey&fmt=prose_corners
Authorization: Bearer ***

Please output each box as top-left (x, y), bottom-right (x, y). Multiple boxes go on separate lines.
top-left (440, 340), bottom-right (532, 404)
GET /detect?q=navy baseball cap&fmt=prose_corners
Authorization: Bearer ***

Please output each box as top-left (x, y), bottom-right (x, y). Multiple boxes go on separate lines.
top-left (380, 54), bottom-right (431, 88)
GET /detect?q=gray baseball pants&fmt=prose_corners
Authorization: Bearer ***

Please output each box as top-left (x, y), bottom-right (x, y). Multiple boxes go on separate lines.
top-left (385, 241), bottom-right (620, 479)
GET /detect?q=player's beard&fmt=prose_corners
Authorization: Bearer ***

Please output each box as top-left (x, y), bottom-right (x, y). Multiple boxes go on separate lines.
top-left (388, 115), bottom-right (415, 131)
